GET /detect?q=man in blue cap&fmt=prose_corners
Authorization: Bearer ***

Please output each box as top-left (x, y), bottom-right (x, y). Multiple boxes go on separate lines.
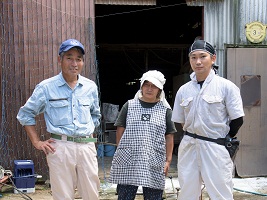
top-left (172, 40), bottom-right (244, 200)
top-left (17, 39), bottom-right (101, 199)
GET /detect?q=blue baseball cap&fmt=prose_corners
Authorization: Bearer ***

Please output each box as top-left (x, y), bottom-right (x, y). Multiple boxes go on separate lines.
top-left (58, 39), bottom-right (85, 55)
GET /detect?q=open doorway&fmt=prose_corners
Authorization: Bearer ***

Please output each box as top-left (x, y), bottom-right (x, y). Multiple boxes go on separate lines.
top-left (95, 0), bottom-right (202, 153)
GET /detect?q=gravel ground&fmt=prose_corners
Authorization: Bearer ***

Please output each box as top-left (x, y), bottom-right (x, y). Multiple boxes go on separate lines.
top-left (1, 156), bottom-right (266, 200)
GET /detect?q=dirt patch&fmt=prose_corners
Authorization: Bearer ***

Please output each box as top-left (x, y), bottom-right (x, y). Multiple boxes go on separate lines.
top-left (1, 156), bottom-right (266, 200)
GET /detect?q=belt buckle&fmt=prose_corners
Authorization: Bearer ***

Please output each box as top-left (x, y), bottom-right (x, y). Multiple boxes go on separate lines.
top-left (65, 135), bottom-right (75, 142)
top-left (61, 135), bottom-right (68, 141)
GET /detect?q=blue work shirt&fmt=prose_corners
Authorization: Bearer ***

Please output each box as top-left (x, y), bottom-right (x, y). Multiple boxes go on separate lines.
top-left (17, 72), bottom-right (101, 136)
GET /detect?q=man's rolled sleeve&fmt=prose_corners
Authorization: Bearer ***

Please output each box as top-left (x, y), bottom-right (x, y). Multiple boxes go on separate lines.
top-left (17, 85), bottom-right (46, 126)
top-left (171, 91), bottom-right (185, 124)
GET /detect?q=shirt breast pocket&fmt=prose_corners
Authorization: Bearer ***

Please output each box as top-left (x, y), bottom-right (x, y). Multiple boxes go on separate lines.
top-left (77, 98), bottom-right (92, 124)
top-left (180, 97), bottom-right (193, 112)
top-left (202, 95), bottom-right (225, 113)
top-left (48, 100), bottom-right (70, 126)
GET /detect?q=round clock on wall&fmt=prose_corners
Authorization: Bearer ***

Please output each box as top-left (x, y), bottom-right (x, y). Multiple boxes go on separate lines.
top-left (245, 21), bottom-right (266, 43)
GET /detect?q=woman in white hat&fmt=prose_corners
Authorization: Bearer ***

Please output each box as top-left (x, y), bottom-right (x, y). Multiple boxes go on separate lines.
top-left (109, 70), bottom-right (177, 200)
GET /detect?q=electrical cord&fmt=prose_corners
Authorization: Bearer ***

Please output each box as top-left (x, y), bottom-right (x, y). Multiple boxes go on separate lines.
top-left (0, 167), bottom-right (33, 200)
top-left (233, 187), bottom-right (267, 196)
top-left (200, 184), bottom-right (267, 198)
top-left (0, 181), bottom-right (32, 200)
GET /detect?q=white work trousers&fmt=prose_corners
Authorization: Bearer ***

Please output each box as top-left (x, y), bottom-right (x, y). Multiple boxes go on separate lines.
top-left (177, 136), bottom-right (234, 200)
top-left (47, 139), bottom-right (100, 200)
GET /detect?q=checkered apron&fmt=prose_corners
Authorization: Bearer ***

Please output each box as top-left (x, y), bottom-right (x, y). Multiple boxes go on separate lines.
top-left (109, 99), bottom-right (167, 190)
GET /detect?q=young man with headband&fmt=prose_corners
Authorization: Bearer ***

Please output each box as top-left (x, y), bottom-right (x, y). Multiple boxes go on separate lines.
top-left (172, 40), bottom-right (244, 200)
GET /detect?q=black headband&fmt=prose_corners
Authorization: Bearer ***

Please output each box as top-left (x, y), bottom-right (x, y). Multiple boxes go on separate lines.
top-left (189, 40), bottom-right (216, 56)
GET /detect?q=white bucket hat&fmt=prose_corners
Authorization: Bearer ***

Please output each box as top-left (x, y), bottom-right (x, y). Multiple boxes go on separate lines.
top-left (134, 70), bottom-right (171, 109)
top-left (140, 70), bottom-right (166, 89)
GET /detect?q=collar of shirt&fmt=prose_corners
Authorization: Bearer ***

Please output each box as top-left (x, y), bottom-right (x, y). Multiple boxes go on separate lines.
top-left (58, 72), bottom-right (84, 87)
top-left (190, 69), bottom-right (215, 84)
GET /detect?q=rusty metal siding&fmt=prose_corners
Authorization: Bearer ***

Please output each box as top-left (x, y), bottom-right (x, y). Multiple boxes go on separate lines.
top-left (0, 0), bottom-right (96, 179)
top-left (95, 0), bottom-right (156, 5)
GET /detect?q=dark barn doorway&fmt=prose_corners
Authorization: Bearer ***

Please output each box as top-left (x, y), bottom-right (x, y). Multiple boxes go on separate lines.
top-left (95, 0), bottom-right (202, 152)
top-left (95, 1), bottom-right (202, 107)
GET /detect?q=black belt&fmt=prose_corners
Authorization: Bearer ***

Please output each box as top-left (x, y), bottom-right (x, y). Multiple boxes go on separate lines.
top-left (185, 131), bottom-right (225, 146)
top-left (51, 133), bottom-right (97, 143)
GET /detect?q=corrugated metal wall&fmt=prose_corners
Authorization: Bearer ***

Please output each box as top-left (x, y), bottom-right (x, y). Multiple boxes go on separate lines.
top-left (186, 0), bottom-right (267, 76)
top-left (0, 0), bottom-right (96, 179)
top-left (187, 0), bottom-right (235, 76)
top-left (239, 0), bottom-right (267, 44)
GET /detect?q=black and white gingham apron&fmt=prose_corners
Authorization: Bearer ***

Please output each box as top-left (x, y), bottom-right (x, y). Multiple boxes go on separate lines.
top-left (109, 99), bottom-right (167, 190)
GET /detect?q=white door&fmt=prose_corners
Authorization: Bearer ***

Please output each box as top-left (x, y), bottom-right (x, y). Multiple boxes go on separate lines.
top-left (227, 47), bottom-right (267, 177)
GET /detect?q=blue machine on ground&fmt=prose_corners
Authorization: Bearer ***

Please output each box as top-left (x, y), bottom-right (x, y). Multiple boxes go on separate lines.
top-left (13, 160), bottom-right (35, 193)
